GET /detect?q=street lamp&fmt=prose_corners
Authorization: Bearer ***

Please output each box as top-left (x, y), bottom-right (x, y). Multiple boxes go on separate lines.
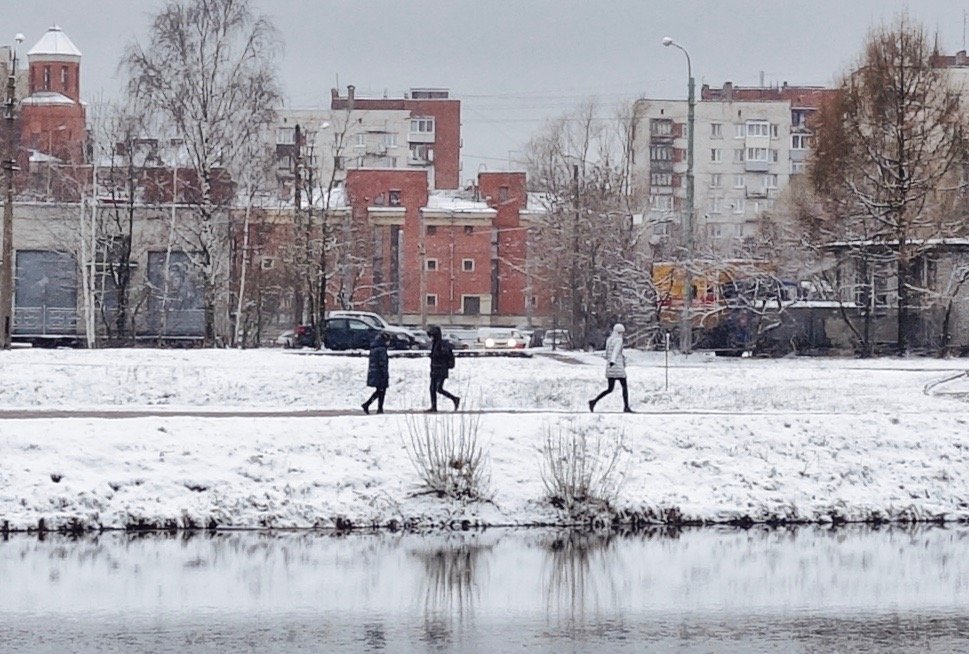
top-left (1, 32), bottom-right (24, 349)
top-left (662, 35), bottom-right (695, 355)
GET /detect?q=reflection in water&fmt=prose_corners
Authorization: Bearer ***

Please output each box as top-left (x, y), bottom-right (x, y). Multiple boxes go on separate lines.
top-left (410, 534), bottom-right (493, 647)
top-left (2, 526), bottom-right (969, 653)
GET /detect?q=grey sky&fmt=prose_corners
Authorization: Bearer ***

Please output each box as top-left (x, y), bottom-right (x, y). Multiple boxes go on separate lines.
top-left (6, 0), bottom-right (968, 183)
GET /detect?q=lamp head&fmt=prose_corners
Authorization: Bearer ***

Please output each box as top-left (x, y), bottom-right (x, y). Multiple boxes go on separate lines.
top-left (15, 34), bottom-right (24, 44)
top-left (661, 36), bottom-right (674, 47)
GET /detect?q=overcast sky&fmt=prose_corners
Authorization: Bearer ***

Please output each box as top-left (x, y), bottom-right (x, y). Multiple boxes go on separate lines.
top-left (6, 0), bottom-right (968, 183)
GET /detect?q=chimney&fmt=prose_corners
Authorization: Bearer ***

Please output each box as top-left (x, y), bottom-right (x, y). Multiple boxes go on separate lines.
top-left (347, 84), bottom-right (355, 101)
top-left (957, 50), bottom-right (967, 66)
top-left (723, 81), bottom-right (733, 101)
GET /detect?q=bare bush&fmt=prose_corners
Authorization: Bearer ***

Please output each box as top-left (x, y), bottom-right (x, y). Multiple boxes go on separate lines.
top-left (403, 412), bottom-right (490, 501)
top-left (540, 420), bottom-right (627, 513)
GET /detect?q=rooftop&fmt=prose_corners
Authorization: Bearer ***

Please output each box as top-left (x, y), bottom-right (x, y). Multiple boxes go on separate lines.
top-left (27, 25), bottom-right (82, 59)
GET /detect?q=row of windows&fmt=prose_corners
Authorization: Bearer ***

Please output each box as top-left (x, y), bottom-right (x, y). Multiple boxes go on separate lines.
top-left (710, 173), bottom-right (778, 189)
top-left (650, 196), bottom-right (778, 214)
top-left (709, 121), bottom-right (780, 139)
top-left (710, 148), bottom-right (781, 163)
top-left (426, 225), bottom-right (475, 236)
top-left (425, 258), bottom-right (476, 272)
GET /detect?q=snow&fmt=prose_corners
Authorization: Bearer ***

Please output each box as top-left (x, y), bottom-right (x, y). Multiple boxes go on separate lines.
top-left (0, 348), bottom-right (967, 531)
top-left (26, 25), bottom-right (83, 59)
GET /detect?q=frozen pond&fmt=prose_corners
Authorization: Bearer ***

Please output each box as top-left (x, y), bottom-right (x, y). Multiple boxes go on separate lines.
top-left (2, 526), bottom-right (968, 652)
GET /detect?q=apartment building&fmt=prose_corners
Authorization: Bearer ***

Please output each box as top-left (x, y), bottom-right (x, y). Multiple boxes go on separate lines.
top-left (275, 86), bottom-right (461, 201)
top-left (634, 83), bottom-right (832, 255)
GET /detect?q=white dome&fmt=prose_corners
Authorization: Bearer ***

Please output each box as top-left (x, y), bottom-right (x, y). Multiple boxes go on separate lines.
top-left (27, 25), bottom-right (82, 60)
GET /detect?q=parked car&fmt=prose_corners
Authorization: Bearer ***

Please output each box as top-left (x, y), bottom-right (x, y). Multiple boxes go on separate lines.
top-left (543, 328), bottom-right (572, 349)
top-left (476, 327), bottom-right (527, 349)
top-left (327, 310), bottom-right (420, 342)
top-left (323, 317), bottom-right (417, 351)
top-left (409, 328), bottom-right (432, 349)
top-left (443, 332), bottom-right (470, 350)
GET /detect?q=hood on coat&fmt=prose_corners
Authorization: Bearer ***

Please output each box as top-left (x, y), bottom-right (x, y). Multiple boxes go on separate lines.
top-left (612, 323), bottom-right (625, 335)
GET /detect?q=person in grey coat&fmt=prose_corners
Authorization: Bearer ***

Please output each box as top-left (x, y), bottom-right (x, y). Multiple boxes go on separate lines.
top-left (362, 332), bottom-right (391, 414)
top-left (589, 323), bottom-right (633, 413)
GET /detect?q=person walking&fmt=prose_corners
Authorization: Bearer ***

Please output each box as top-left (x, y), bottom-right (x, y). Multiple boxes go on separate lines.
top-left (426, 325), bottom-right (460, 412)
top-left (589, 323), bottom-right (633, 413)
top-left (362, 332), bottom-right (391, 415)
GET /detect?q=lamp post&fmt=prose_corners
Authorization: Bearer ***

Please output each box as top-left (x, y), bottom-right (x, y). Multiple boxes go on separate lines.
top-left (1, 33), bottom-right (23, 349)
top-left (662, 36), bottom-right (695, 355)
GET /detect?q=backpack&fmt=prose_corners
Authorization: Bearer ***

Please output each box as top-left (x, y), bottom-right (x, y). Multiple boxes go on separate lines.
top-left (444, 341), bottom-right (456, 369)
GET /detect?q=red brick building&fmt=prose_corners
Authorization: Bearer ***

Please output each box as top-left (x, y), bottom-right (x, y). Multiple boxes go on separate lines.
top-left (19, 26), bottom-right (87, 168)
top-left (341, 169), bottom-right (546, 327)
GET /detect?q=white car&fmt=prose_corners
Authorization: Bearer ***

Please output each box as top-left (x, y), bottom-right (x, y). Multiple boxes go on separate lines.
top-left (475, 327), bottom-right (526, 349)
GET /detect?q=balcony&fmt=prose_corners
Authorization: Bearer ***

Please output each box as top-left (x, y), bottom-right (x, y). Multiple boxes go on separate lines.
top-left (408, 130), bottom-right (434, 144)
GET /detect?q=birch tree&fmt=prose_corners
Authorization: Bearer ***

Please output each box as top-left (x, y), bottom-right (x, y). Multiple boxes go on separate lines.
top-left (123, 0), bottom-right (282, 345)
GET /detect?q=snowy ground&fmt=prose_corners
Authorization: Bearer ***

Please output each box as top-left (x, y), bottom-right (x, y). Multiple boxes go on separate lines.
top-left (0, 347), bottom-right (968, 531)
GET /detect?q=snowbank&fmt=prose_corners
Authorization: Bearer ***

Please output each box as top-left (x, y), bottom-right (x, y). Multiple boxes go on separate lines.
top-left (0, 348), bottom-right (967, 531)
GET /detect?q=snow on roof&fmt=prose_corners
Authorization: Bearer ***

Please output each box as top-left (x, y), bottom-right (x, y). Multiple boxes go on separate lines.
top-left (27, 25), bottom-right (82, 59)
top-left (28, 150), bottom-right (62, 164)
top-left (426, 190), bottom-right (492, 213)
top-left (20, 91), bottom-right (75, 106)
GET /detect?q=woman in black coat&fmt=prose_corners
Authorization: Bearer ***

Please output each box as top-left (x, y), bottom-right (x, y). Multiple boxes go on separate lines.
top-left (362, 332), bottom-right (391, 414)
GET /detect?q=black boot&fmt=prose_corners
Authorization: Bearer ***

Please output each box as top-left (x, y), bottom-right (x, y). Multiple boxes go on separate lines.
top-left (588, 400), bottom-right (595, 413)
top-left (361, 402), bottom-right (370, 415)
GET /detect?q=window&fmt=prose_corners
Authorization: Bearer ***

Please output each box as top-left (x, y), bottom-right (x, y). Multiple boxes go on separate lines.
top-left (426, 225), bottom-right (437, 235)
top-left (710, 197), bottom-right (723, 213)
top-left (382, 133), bottom-right (398, 148)
top-left (650, 119), bottom-right (673, 135)
top-left (411, 117), bottom-right (435, 133)
top-left (651, 173), bottom-right (673, 186)
top-left (425, 258), bottom-right (438, 271)
top-left (746, 121), bottom-right (769, 137)
top-left (732, 199), bottom-right (746, 214)
top-left (260, 257), bottom-right (275, 271)
top-left (348, 319), bottom-right (370, 332)
top-left (763, 174), bottom-right (779, 189)
top-left (733, 174), bottom-right (745, 188)
top-left (747, 147), bottom-right (769, 162)
top-left (355, 133), bottom-right (366, 148)
top-left (711, 122), bottom-right (723, 138)
top-left (653, 221), bottom-right (670, 236)
top-left (709, 223), bottom-right (723, 239)
top-left (771, 149), bottom-right (779, 162)
top-left (462, 258), bottom-right (475, 272)
top-left (499, 186), bottom-right (510, 201)
top-left (388, 190), bottom-right (401, 206)
top-left (791, 161), bottom-right (806, 174)
top-left (771, 123), bottom-right (779, 138)
top-left (791, 134), bottom-right (810, 149)
top-left (735, 123), bottom-right (745, 138)
top-left (43, 66), bottom-right (51, 90)
top-left (61, 66), bottom-right (68, 89)
top-left (333, 156), bottom-right (345, 170)
top-left (426, 294), bottom-right (437, 307)
top-left (733, 149), bottom-right (745, 163)
top-left (462, 295), bottom-right (481, 315)
top-left (464, 225), bottom-right (474, 235)
top-left (650, 195), bottom-right (673, 211)
top-left (710, 148), bottom-right (723, 163)
top-left (710, 173), bottom-right (723, 188)
top-left (650, 146), bottom-right (672, 161)
top-left (277, 155), bottom-right (293, 172)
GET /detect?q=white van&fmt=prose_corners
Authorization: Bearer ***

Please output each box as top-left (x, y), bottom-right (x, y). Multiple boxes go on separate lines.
top-left (475, 327), bottom-right (526, 349)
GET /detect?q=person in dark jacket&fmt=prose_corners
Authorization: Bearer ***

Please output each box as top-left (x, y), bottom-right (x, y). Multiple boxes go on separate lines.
top-left (426, 325), bottom-right (460, 412)
top-left (362, 332), bottom-right (391, 414)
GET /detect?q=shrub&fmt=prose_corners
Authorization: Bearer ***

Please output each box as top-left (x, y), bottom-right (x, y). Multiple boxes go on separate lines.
top-left (403, 411), bottom-right (490, 501)
top-left (540, 420), bottom-right (627, 514)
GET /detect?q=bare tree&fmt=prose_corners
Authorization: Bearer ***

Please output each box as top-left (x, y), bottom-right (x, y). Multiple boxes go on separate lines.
top-left (525, 100), bottom-right (656, 348)
top-left (809, 14), bottom-right (969, 354)
top-left (123, 0), bottom-right (282, 345)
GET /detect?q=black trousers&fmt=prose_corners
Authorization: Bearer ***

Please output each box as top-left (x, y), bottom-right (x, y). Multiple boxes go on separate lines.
top-left (592, 377), bottom-right (629, 409)
top-left (430, 376), bottom-right (458, 410)
top-left (364, 388), bottom-right (386, 412)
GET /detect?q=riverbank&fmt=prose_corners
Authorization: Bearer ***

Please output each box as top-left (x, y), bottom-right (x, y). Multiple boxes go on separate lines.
top-left (1, 348), bottom-right (968, 531)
